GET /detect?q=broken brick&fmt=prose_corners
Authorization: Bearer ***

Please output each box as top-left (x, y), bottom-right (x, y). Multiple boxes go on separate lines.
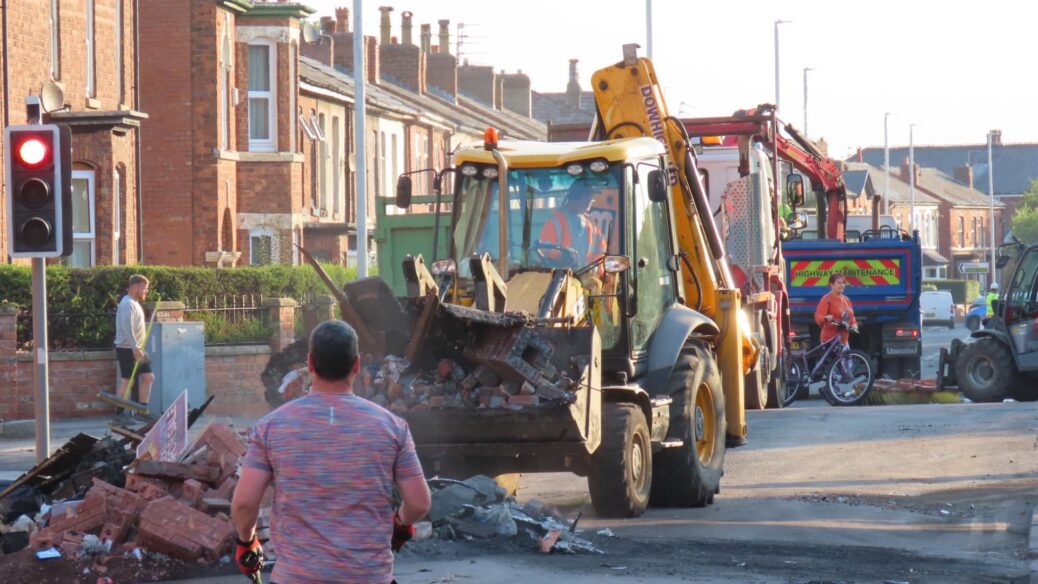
top-left (205, 450), bottom-right (240, 486)
top-left (192, 424), bottom-right (247, 458)
top-left (124, 474), bottom-right (171, 495)
top-left (137, 497), bottom-right (234, 561)
top-left (212, 476), bottom-right (238, 501)
top-left (59, 530), bottom-right (85, 557)
top-left (134, 460), bottom-right (220, 484)
top-left (507, 394), bottom-right (540, 406)
top-left (137, 483), bottom-right (171, 501)
top-left (49, 490), bottom-right (107, 534)
top-left (29, 527), bottom-right (63, 550)
top-left (180, 479), bottom-right (206, 508)
top-left (200, 497), bottom-right (231, 513)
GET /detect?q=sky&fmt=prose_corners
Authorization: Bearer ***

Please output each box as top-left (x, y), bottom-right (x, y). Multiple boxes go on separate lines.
top-left (309, 1), bottom-right (1036, 159)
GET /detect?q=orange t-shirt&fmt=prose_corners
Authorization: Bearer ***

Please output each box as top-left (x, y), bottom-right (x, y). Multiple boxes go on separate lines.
top-left (814, 291), bottom-right (857, 343)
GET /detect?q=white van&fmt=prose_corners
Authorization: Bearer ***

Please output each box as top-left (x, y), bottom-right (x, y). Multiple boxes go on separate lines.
top-left (920, 290), bottom-right (955, 329)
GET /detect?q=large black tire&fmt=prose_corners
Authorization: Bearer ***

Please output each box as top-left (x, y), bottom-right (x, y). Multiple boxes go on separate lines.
top-left (588, 403), bottom-right (652, 518)
top-left (966, 315), bottom-right (981, 332)
top-left (955, 338), bottom-right (1020, 402)
top-left (766, 349), bottom-right (788, 409)
top-left (745, 344), bottom-right (769, 410)
top-left (649, 343), bottom-right (726, 508)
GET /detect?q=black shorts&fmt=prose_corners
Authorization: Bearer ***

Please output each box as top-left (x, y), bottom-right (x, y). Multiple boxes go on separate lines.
top-left (116, 348), bottom-right (152, 379)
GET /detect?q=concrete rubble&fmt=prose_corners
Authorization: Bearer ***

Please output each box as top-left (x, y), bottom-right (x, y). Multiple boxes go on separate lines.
top-left (423, 475), bottom-right (602, 554)
top-left (0, 422), bottom-right (249, 572)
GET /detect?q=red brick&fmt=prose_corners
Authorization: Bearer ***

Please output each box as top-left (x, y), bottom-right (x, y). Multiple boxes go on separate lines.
top-left (193, 423), bottom-right (247, 458)
top-left (29, 527), bottom-right (63, 550)
top-left (137, 497), bottom-right (235, 561)
top-left (212, 476), bottom-right (238, 501)
top-left (180, 479), bottom-right (206, 508)
top-left (134, 460), bottom-right (221, 484)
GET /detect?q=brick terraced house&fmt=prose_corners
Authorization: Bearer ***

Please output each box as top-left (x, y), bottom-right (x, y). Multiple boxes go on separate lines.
top-left (1, 0), bottom-right (146, 265)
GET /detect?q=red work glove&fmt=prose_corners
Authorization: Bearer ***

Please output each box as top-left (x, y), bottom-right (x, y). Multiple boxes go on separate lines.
top-left (391, 510), bottom-right (415, 552)
top-left (235, 535), bottom-right (264, 576)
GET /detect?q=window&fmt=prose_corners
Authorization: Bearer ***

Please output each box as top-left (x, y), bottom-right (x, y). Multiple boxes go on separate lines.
top-left (379, 131), bottom-right (388, 198)
top-left (958, 216), bottom-right (965, 247)
top-left (332, 117), bottom-right (341, 215)
top-left (86, 0), bottom-right (95, 97)
top-left (632, 161), bottom-right (677, 351)
top-left (50, 0), bottom-right (60, 79)
top-left (250, 228), bottom-right (275, 265)
top-left (391, 133), bottom-right (398, 197)
top-left (415, 132), bottom-right (429, 195)
top-left (66, 170), bottom-right (96, 267)
top-left (319, 113), bottom-right (328, 210)
top-left (113, 168), bottom-right (122, 265)
top-left (248, 42), bottom-right (276, 151)
top-left (973, 217), bottom-right (982, 249)
top-left (220, 13), bottom-right (232, 150)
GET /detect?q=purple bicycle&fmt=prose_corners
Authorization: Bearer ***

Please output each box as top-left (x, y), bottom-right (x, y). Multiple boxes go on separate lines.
top-left (785, 319), bottom-right (875, 406)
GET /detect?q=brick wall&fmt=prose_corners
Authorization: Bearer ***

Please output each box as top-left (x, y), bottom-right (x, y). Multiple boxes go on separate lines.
top-left (139, 0), bottom-right (194, 265)
top-left (458, 63), bottom-right (496, 106)
top-left (427, 52), bottom-right (458, 99)
top-left (203, 346), bottom-right (271, 418)
top-left (380, 43), bottom-right (425, 93)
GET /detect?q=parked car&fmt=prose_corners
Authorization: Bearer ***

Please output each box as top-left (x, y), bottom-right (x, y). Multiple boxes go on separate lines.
top-left (965, 295), bottom-right (987, 331)
top-left (920, 290), bottom-right (955, 329)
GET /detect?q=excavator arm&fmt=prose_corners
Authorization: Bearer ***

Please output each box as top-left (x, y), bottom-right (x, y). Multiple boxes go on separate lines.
top-left (591, 45), bottom-right (754, 441)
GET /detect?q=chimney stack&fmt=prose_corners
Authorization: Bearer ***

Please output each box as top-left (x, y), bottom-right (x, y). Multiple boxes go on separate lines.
top-left (380, 11), bottom-right (425, 94)
top-left (458, 63), bottom-right (496, 106)
top-left (366, 36), bottom-right (380, 85)
top-left (401, 11), bottom-right (413, 45)
top-left (900, 158), bottom-right (921, 185)
top-left (566, 59), bottom-right (581, 108)
top-left (438, 19), bottom-right (450, 54)
top-left (856, 147), bottom-right (863, 162)
top-left (320, 16), bottom-right (336, 34)
top-left (954, 165), bottom-right (974, 189)
top-left (500, 70), bottom-right (532, 117)
top-left (302, 23), bottom-right (335, 67)
top-left (334, 6), bottom-right (349, 33)
top-left (990, 129), bottom-right (1002, 146)
top-left (378, 6), bottom-right (393, 44)
top-left (420, 24), bottom-right (432, 53)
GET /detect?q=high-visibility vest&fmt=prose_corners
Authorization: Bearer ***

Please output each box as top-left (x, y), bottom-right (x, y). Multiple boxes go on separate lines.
top-left (986, 292), bottom-right (998, 317)
top-left (540, 210), bottom-right (607, 264)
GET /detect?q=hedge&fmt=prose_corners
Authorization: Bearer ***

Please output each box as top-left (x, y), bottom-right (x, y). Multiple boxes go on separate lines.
top-left (923, 278), bottom-right (981, 304)
top-left (0, 264), bottom-right (356, 312)
top-left (0, 265), bottom-right (357, 347)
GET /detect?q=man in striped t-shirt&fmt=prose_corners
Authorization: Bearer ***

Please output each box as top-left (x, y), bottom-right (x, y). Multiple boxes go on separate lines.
top-left (231, 320), bottom-right (431, 583)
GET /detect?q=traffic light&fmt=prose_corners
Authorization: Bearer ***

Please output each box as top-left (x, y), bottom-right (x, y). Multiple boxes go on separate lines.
top-left (4, 124), bottom-right (72, 257)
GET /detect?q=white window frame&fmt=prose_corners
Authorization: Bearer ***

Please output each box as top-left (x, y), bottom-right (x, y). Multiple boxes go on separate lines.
top-left (249, 226), bottom-right (276, 265)
top-left (115, 0), bottom-right (123, 103)
top-left (332, 117), bottom-right (341, 215)
top-left (309, 114), bottom-right (325, 141)
top-left (113, 169), bottom-right (121, 265)
top-left (70, 170), bottom-right (96, 267)
top-left (247, 40), bottom-right (277, 152)
top-left (86, 0), bottom-right (95, 97)
top-left (50, 0), bottom-right (60, 79)
top-left (319, 113), bottom-right (328, 210)
top-left (220, 13), bottom-right (233, 150)
top-left (299, 114), bottom-right (317, 140)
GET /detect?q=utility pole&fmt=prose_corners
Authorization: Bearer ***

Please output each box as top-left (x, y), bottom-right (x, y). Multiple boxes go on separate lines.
top-left (883, 112), bottom-right (891, 215)
top-left (988, 131), bottom-right (997, 286)
top-left (774, 20), bottom-right (791, 114)
top-left (353, 0), bottom-right (368, 276)
top-left (802, 67), bottom-right (814, 137)
top-left (909, 123), bottom-right (916, 233)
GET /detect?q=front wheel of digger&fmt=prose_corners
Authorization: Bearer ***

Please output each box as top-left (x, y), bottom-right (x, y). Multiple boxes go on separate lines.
top-left (588, 403), bottom-right (651, 518)
top-left (956, 338), bottom-right (1019, 402)
top-left (650, 344), bottom-right (726, 507)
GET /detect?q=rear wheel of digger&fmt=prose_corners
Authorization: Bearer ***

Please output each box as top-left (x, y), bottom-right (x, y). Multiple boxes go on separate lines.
top-left (766, 347), bottom-right (787, 409)
top-left (956, 338), bottom-right (1019, 402)
top-left (745, 345), bottom-right (769, 410)
top-left (650, 343), bottom-right (726, 507)
top-left (588, 402), bottom-right (651, 518)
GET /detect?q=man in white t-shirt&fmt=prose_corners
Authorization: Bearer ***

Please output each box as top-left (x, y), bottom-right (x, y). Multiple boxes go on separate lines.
top-left (114, 274), bottom-right (153, 408)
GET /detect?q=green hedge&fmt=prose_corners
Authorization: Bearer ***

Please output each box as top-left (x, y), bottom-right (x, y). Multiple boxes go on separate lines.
top-left (0, 264), bottom-right (356, 311)
top-left (920, 283), bottom-right (938, 291)
top-left (0, 264), bottom-right (356, 347)
top-left (923, 278), bottom-right (981, 304)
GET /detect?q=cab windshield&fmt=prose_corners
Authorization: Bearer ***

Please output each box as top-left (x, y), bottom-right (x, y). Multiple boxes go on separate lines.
top-left (451, 163), bottom-right (623, 278)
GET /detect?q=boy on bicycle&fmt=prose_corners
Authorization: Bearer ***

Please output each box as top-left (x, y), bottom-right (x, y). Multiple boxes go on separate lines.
top-left (814, 272), bottom-right (859, 346)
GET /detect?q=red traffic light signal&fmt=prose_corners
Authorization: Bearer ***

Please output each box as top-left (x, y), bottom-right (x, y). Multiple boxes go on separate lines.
top-left (16, 137), bottom-right (50, 168)
top-left (4, 125), bottom-right (71, 257)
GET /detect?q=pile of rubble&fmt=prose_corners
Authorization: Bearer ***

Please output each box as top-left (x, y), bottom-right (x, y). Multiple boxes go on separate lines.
top-left (0, 423), bottom-right (250, 573)
top-left (419, 476), bottom-right (602, 554)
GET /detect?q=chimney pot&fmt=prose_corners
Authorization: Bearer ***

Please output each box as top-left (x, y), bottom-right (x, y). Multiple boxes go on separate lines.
top-left (334, 6), bottom-right (349, 33)
top-left (401, 11), bottom-right (413, 45)
top-left (990, 129), bottom-right (1003, 146)
top-left (320, 16), bottom-right (336, 34)
top-left (378, 6), bottom-right (394, 44)
top-left (954, 164), bottom-right (975, 189)
top-left (438, 19), bottom-right (450, 55)
top-left (566, 59), bottom-right (581, 109)
top-left (856, 147), bottom-right (863, 162)
top-left (420, 23), bottom-right (432, 53)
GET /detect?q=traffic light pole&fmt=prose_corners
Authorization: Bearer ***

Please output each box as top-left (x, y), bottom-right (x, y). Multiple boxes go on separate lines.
top-left (31, 258), bottom-right (50, 463)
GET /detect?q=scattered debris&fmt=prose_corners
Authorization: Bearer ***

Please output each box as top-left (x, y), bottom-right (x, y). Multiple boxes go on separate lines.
top-left (596, 528), bottom-right (616, 538)
top-left (426, 475), bottom-right (602, 554)
top-left (0, 418), bottom-right (248, 579)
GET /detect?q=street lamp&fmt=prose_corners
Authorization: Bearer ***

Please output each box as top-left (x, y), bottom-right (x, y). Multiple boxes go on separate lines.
top-left (988, 131), bottom-right (997, 286)
top-left (883, 113), bottom-right (891, 215)
top-left (803, 67), bottom-right (814, 137)
top-left (646, 0), bottom-right (653, 60)
top-left (909, 123), bottom-right (917, 233)
top-left (774, 19), bottom-right (791, 114)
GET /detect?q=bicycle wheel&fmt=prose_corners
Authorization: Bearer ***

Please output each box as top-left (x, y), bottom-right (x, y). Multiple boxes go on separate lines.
top-left (782, 355), bottom-right (804, 407)
top-left (825, 350), bottom-right (874, 406)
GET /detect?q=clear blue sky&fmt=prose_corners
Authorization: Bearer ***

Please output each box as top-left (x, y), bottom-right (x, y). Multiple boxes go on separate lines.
top-left (310, 1), bottom-right (1035, 158)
